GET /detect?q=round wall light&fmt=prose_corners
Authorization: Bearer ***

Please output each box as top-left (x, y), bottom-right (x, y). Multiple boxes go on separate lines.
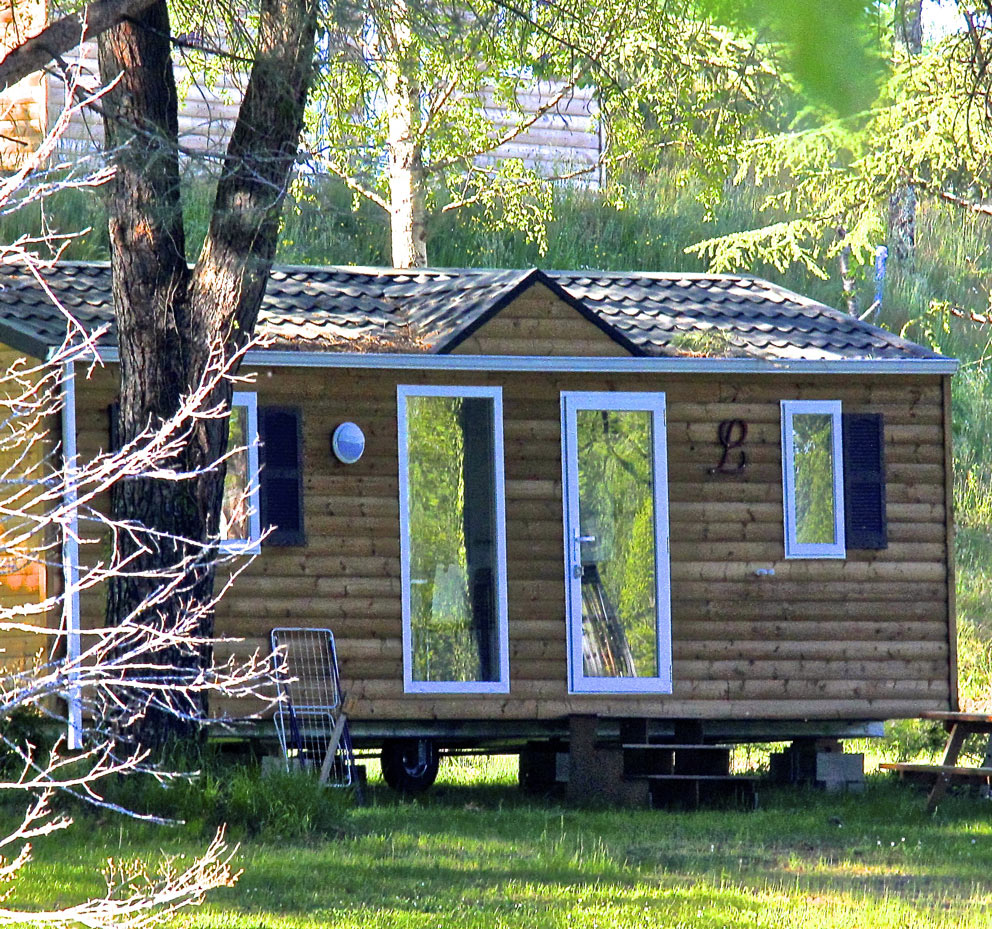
top-left (331, 422), bottom-right (365, 464)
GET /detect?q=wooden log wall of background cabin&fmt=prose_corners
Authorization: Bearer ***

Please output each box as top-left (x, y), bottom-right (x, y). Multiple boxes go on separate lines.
top-left (68, 347), bottom-right (955, 726)
top-left (0, 0), bottom-right (47, 169)
top-left (0, 345), bottom-right (54, 668)
top-left (24, 32), bottom-right (604, 183)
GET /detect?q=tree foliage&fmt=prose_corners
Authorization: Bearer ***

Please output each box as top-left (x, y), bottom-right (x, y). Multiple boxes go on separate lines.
top-left (299, 0), bottom-right (793, 265)
top-left (683, 5), bottom-right (992, 291)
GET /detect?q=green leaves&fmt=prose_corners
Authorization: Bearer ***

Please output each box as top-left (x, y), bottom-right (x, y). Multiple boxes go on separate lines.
top-left (705, 0), bottom-right (888, 116)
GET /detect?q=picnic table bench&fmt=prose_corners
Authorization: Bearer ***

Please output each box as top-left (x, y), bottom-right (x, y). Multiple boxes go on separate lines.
top-left (879, 710), bottom-right (992, 812)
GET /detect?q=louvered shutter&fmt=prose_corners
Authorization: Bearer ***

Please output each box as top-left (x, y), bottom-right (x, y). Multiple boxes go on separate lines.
top-left (842, 413), bottom-right (887, 550)
top-left (108, 401), bottom-right (121, 452)
top-left (259, 407), bottom-right (305, 546)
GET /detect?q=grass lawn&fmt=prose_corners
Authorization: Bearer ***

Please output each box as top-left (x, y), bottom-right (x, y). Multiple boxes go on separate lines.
top-left (13, 756), bottom-right (992, 929)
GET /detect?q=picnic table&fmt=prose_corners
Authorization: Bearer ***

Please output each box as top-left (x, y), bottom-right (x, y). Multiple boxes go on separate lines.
top-left (879, 710), bottom-right (992, 812)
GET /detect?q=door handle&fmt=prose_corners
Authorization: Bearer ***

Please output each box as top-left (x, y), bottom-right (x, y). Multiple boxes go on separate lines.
top-left (572, 533), bottom-right (596, 577)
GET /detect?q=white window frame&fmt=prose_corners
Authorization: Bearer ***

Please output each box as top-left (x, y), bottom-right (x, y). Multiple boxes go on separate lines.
top-left (781, 399), bottom-right (845, 559)
top-left (218, 391), bottom-right (262, 555)
top-left (397, 385), bottom-right (509, 694)
top-left (561, 391), bottom-right (672, 695)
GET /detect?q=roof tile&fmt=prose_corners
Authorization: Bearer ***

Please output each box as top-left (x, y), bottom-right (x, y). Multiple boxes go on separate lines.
top-left (0, 262), bottom-right (948, 363)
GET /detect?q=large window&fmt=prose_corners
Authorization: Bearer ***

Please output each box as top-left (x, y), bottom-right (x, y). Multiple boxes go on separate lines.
top-left (781, 400), bottom-right (845, 559)
top-left (219, 391), bottom-right (261, 553)
top-left (397, 386), bottom-right (509, 694)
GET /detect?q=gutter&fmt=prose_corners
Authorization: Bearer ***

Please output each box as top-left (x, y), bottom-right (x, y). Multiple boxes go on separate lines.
top-left (94, 347), bottom-right (959, 376)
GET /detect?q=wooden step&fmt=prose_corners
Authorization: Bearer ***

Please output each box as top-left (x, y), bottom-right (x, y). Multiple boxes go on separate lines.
top-left (621, 743), bottom-right (733, 778)
top-left (646, 773), bottom-right (759, 811)
top-left (640, 773), bottom-right (760, 782)
top-left (621, 743), bottom-right (733, 751)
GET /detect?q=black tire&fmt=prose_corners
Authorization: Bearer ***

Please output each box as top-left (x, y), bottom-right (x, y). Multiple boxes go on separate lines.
top-left (380, 739), bottom-right (439, 794)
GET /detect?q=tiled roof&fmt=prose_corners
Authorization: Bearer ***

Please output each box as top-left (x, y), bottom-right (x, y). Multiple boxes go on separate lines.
top-left (0, 261), bottom-right (945, 363)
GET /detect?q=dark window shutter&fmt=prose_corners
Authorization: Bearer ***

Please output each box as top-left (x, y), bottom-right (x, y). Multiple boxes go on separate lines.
top-left (259, 407), bottom-right (305, 546)
top-left (108, 401), bottom-right (121, 452)
top-left (842, 412), bottom-right (887, 550)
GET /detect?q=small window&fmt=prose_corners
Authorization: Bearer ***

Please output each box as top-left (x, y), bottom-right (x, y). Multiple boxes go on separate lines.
top-left (781, 400), bottom-right (845, 559)
top-left (220, 392), bottom-right (261, 553)
top-left (397, 386), bottom-right (509, 694)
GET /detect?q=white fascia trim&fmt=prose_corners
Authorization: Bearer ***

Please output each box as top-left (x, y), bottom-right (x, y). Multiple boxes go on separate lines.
top-left (95, 347), bottom-right (959, 375)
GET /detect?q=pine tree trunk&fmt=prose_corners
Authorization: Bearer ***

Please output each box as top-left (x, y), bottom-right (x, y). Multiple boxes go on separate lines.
top-left (888, 0), bottom-right (922, 264)
top-left (383, 0), bottom-right (428, 268)
top-left (99, 0), bottom-right (318, 750)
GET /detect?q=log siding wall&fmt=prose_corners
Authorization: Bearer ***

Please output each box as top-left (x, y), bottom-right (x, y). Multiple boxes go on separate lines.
top-left (0, 345), bottom-right (54, 668)
top-left (69, 359), bottom-right (955, 725)
top-left (5, 32), bottom-right (602, 182)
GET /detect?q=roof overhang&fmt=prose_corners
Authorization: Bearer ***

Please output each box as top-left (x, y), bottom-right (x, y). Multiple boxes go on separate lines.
top-left (93, 346), bottom-right (960, 375)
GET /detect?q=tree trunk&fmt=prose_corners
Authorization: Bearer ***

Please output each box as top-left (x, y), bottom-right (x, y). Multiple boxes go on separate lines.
top-left (836, 226), bottom-right (859, 315)
top-left (100, 0), bottom-right (318, 750)
top-left (888, 0), bottom-right (922, 264)
top-left (99, 0), bottom-right (209, 749)
top-left (382, 0), bottom-right (428, 268)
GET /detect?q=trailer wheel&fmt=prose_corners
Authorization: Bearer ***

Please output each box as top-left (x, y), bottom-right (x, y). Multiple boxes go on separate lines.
top-left (380, 739), bottom-right (439, 794)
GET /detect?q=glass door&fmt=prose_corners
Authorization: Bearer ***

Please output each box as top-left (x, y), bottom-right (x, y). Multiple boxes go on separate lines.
top-left (561, 392), bottom-right (671, 693)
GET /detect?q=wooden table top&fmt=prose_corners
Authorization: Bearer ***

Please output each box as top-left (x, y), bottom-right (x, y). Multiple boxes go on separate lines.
top-left (919, 710), bottom-right (992, 727)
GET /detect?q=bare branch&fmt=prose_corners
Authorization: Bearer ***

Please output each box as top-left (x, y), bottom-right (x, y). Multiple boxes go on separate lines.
top-left (425, 74), bottom-right (585, 176)
top-left (318, 158), bottom-right (391, 212)
top-left (938, 189), bottom-right (992, 214)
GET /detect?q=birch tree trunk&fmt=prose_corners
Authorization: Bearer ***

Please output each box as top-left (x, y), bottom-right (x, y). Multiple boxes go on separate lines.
top-left (382, 0), bottom-right (428, 268)
top-left (888, 0), bottom-right (922, 264)
top-left (99, 0), bottom-right (318, 749)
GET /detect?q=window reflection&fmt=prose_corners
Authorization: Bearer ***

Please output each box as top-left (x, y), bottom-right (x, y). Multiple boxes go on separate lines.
top-left (576, 408), bottom-right (657, 678)
top-left (406, 395), bottom-right (499, 684)
top-left (792, 412), bottom-right (836, 545)
top-left (220, 405), bottom-right (251, 543)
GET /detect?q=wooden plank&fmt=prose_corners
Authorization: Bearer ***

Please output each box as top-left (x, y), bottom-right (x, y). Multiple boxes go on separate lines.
top-left (672, 658), bottom-right (949, 681)
top-left (724, 678), bottom-right (948, 700)
top-left (670, 560), bottom-right (946, 583)
top-left (671, 639), bottom-right (947, 661)
top-left (880, 762), bottom-right (992, 776)
top-left (670, 619), bottom-right (948, 641)
top-left (672, 600), bottom-right (945, 622)
top-left (920, 710), bottom-right (992, 726)
top-left (671, 580), bottom-right (946, 601)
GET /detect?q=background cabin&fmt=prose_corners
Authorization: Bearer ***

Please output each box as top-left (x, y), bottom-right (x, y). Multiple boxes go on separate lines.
top-left (0, 262), bottom-right (959, 798)
top-left (0, 0), bottom-right (602, 182)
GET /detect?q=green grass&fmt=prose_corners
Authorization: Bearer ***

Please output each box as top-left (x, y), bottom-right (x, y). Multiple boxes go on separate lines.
top-left (9, 757), bottom-right (992, 928)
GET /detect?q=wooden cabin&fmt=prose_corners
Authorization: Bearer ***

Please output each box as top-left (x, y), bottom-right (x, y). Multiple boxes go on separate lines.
top-left (0, 262), bottom-right (959, 796)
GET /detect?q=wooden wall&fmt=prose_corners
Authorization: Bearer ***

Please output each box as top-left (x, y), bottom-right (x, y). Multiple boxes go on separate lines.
top-left (20, 35), bottom-right (603, 184)
top-left (0, 345), bottom-right (55, 670)
top-left (451, 284), bottom-right (628, 356)
top-left (0, 0), bottom-right (46, 169)
top-left (68, 351), bottom-right (955, 726)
